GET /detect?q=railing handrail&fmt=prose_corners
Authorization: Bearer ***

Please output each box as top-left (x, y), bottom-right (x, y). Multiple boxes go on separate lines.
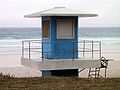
top-left (22, 39), bottom-right (100, 43)
top-left (22, 40), bottom-right (102, 60)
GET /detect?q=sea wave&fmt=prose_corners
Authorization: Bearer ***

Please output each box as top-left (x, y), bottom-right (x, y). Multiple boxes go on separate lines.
top-left (79, 37), bottom-right (120, 41)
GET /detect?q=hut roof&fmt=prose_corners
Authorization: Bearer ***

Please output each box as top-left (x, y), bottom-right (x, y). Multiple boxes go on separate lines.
top-left (24, 7), bottom-right (98, 18)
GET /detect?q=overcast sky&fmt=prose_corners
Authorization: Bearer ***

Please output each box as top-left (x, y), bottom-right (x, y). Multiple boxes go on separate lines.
top-left (0, 0), bottom-right (119, 27)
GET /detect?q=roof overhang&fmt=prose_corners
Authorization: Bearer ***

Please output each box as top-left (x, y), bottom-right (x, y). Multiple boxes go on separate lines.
top-left (24, 7), bottom-right (98, 18)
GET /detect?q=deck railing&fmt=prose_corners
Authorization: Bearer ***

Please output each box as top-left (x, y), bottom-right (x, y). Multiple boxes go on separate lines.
top-left (22, 40), bottom-right (101, 60)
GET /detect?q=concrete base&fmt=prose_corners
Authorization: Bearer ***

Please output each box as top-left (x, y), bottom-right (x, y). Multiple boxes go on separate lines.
top-left (21, 58), bottom-right (101, 70)
top-left (42, 69), bottom-right (78, 77)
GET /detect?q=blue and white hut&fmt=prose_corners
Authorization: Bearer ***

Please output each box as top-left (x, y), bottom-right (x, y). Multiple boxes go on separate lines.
top-left (21, 7), bottom-right (109, 77)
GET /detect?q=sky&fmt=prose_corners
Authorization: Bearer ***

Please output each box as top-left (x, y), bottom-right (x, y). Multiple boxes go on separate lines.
top-left (0, 0), bottom-right (119, 27)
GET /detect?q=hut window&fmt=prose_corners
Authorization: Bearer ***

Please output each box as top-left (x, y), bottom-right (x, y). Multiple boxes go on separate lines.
top-left (42, 21), bottom-right (50, 38)
top-left (57, 19), bottom-right (74, 39)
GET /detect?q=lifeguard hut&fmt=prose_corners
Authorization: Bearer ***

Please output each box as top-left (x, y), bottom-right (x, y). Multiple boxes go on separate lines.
top-left (21, 7), bottom-right (109, 77)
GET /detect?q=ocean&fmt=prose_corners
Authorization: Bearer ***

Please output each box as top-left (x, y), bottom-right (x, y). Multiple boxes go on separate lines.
top-left (0, 27), bottom-right (120, 55)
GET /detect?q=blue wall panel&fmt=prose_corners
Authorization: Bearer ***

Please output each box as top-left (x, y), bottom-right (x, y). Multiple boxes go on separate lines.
top-left (42, 16), bottom-right (78, 59)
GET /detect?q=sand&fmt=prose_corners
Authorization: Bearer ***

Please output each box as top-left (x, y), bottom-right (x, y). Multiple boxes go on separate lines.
top-left (0, 54), bottom-right (41, 77)
top-left (0, 53), bottom-right (120, 78)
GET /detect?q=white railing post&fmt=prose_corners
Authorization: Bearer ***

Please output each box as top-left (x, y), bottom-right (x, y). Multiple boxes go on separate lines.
top-left (99, 41), bottom-right (101, 58)
top-left (42, 42), bottom-right (44, 61)
top-left (83, 40), bottom-right (85, 58)
top-left (22, 41), bottom-right (24, 58)
top-left (92, 41), bottom-right (94, 58)
top-left (29, 41), bottom-right (31, 60)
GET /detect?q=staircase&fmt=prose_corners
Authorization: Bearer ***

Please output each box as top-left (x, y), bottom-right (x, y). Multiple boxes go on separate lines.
top-left (88, 68), bottom-right (102, 78)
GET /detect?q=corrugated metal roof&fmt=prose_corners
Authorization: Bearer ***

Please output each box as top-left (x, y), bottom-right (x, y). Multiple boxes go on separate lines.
top-left (24, 7), bottom-right (98, 18)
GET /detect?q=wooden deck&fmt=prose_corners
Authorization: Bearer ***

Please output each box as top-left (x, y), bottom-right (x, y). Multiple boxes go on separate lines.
top-left (21, 58), bottom-right (101, 70)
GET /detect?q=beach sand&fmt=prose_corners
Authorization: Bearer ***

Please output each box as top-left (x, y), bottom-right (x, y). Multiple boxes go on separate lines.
top-left (0, 53), bottom-right (120, 78)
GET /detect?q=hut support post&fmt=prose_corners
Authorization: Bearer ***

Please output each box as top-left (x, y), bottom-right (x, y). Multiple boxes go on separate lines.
top-left (72, 42), bottom-right (74, 61)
